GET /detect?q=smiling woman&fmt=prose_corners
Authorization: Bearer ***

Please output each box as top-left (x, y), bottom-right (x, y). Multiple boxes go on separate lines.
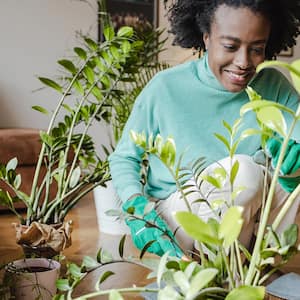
top-left (108, 0), bottom-right (300, 260)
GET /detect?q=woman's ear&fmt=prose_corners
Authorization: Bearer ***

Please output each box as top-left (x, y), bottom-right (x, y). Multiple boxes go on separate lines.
top-left (203, 32), bottom-right (210, 50)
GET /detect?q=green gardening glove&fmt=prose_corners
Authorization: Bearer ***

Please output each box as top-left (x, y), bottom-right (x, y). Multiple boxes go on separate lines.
top-left (266, 138), bottom-right (300, 193)
top-left (122, 195), bottom-right (183, 257)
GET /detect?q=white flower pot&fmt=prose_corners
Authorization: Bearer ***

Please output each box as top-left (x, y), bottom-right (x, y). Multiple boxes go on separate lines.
top-left (5, 258), bottom-right (60, 300)
top-left (93, 181), bottom-right (130, 235)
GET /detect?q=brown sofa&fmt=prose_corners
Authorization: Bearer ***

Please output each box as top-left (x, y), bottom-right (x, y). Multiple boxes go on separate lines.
top-left (0, 128), bottom-right (42, 210)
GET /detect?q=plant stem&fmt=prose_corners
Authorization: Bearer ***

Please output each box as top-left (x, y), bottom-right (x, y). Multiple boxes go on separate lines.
top-left (245, 117), bottom-right (297, 285)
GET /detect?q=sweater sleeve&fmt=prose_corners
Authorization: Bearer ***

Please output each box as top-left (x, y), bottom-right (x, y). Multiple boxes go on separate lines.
top-left (108, 77), bottom-right (159, 202)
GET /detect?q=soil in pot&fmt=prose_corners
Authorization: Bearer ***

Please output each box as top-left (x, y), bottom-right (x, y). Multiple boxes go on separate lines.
top-left (4, 258), bottom-right (60, 300)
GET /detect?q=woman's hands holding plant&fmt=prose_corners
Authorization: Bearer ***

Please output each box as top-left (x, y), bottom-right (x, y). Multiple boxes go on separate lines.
top-left (122, 195), bottom-right (183, 257)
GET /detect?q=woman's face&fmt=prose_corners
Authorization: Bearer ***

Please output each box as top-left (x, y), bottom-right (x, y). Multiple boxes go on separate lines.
top-left (203, 5), bottom-right (271, 92)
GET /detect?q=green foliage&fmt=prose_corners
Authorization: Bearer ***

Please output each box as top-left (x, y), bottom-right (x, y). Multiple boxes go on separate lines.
top-left (0, 24), bottom-right (167, 226)
top-left (54, 52), bottom-right (300, 300)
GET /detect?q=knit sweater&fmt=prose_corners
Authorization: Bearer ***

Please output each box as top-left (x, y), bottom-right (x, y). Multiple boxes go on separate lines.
top-left (108, 54), bottom-right (300, 202)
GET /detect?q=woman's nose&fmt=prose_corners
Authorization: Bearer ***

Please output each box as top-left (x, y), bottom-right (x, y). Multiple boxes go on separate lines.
top-left (234, 49), bottom-right (251, 69)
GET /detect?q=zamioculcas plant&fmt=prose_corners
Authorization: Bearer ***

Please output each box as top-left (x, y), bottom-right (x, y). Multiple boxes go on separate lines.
top-left (0, 25), bottom-right (162, 256)
top-left (55, 59), bottom-right (300, 299)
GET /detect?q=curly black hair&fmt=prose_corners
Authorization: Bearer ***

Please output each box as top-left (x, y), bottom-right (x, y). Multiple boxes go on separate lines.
top-left (167, 0), bottom-right (300, 59)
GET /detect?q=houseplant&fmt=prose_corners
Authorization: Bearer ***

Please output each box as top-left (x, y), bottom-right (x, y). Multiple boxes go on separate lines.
top-left (0, 24), bottom-right (152, 257)
top-left (54, 59), bottom-right (300, 299)
top-left (92, 8), bottom-right (170, 234)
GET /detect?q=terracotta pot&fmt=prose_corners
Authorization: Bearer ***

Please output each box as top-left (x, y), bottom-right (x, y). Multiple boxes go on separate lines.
top-left (4, 258), bottom-right (60, 300)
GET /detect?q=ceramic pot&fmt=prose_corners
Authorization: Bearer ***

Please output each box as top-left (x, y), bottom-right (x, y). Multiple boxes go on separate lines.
top-left (4, 258), bottom-right (60, 300)
top-left (93, 180), bottom-right (130, 234)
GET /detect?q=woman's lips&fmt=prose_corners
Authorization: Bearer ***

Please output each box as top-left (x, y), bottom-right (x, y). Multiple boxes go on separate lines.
top-left (225, 70), bottom-right (253, 85)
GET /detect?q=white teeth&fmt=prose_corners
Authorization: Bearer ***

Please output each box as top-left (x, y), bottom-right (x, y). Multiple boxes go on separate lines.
top-left (229, 71), bottom-right (247, 79)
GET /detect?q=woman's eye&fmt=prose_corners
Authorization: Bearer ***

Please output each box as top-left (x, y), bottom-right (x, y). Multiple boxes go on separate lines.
top-left (223, 44), bottom-right (236, 51)
top-left (251, 47), bottom-right (264, 55)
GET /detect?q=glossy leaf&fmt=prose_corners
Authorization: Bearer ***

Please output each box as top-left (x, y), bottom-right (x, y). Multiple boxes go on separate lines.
top-left (83, 66), bottom-right (95, 84)
top-left (117, 26), bottom-right (134, 37)
top-left (256, 106), bottom-right (287, 137)
top-left (174, 211), bottom-right (221, 245)
top-left (230, 160), bottom-right (239, 185)
top-left (74, 46), bottom-right (87, 60)
top-left (38, 77), bottom-right (63, 93)
top-left (32, 105), bottom-right (48, 115)
top-left (214, 133), bottom-right (230, 152)
top-left (173, 271), bottom-right (189, 294)
top-left (6, 157), bottom-right (18, 171)
top-left (219, 206), bottom-right (244, 247)
top-left (186, 268), bottom-right (219, 299)
top-left (56, 279), bottom-right (71, 291)
top-left (225, 285), bottom-right (265, 300)
top-left (104, 26), bottom-right (115, 41)
top-left (69, 166), bottom-right (81, 188)
top-left (82, 255), bottom-right (99, 269)
top-left (58, 59), bottom-right (77, 74)
top-left (290, 59), bottom-right (300, 94)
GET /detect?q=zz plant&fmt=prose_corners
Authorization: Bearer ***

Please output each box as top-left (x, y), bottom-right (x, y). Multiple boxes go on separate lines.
top-left (55, 60), bottom-right (300, 299)
top-left (0, 25), bottom-right (159, 227)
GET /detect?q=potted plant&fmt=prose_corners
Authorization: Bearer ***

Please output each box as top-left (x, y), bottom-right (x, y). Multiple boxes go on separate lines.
top-left (0, 24), bottom-right (150, 258)
top-left (54, 59), bottom-right (300, 300)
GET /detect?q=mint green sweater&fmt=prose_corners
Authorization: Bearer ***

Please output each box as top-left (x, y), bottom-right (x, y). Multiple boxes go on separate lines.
top-left (109, 54), bottom-right (300, 202)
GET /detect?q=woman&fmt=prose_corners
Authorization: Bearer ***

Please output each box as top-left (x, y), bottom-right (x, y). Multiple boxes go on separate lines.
top-left (108, 0), bottom-right (300, 257)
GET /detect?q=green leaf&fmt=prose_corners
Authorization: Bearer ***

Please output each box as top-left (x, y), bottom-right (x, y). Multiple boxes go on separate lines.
top-left (118, 234), bottom-right (126, 258)
top-left (32, 105), bottom-right (48, 115)
top-left (186, 268), bottom-right (219, 299)
top-left (219, 206), bottom-right (244, 247)
top-left (174, 211), bottom-right (221, 245)
top-left (157, 251), bottom-right (169, 287)
top-left (109, 290), bottom-right (123, 300)
top-left (74, 47), bottom-right (87, 60)
top-left (225, 285), bottom-right (265, 300)
top-left (214, 133), bottom-right (230, 152)
top-left (56, 279), bottom-right (71, 291)
top-left (100, 270), bottom-right (115, 284)
top-left (82, 255), bottom-right (99, 269)
top-left (84, 37), bottom-right (98, 51)
top-left (230, 160), bottom-right (239, 185)
top-left (6, 157), bottom-right (18, 171)
top-left (110, 46), bottom-right (121, 60)
top-left (281, 224), bottom-right (298, 247)
top-left (104, 26), bottom-right (115, 41)
top-left (117, 26), bottom-right (133, 37)
top-left (58, 59), bottom-right (77, 74)
top-left (68, 263), bottom-right (84, 278)
top-left (290, 59), bottom-right (300, 94)
top-left (257, 106), bottom-right (287, 137)
top-left (201, 174), bottom-right (222, 189)
top-left (240, 100), bottom-right (295, 117)
top-left (74, 79), bottom-right (85, 97)
top-left (173, 271), bottom-right (190, 294)
top-left (158, 286), bottom-right (181, 300)
top-left (38, 77), bottom-right (63, 93)
top-left (83, 66), bottom-right (95, 84)
top-left (121, 40), bottom-right (131, 54)
top-left (14, 174), bottom-right (21, 189)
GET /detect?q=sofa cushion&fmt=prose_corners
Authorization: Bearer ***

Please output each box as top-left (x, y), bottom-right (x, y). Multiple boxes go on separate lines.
top-left (0, 128), bottom-right (41, 166)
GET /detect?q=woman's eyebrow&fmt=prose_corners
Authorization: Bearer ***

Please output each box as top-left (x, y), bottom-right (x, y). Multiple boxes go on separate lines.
top-left (220, 35), bottom-right (267, 44)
